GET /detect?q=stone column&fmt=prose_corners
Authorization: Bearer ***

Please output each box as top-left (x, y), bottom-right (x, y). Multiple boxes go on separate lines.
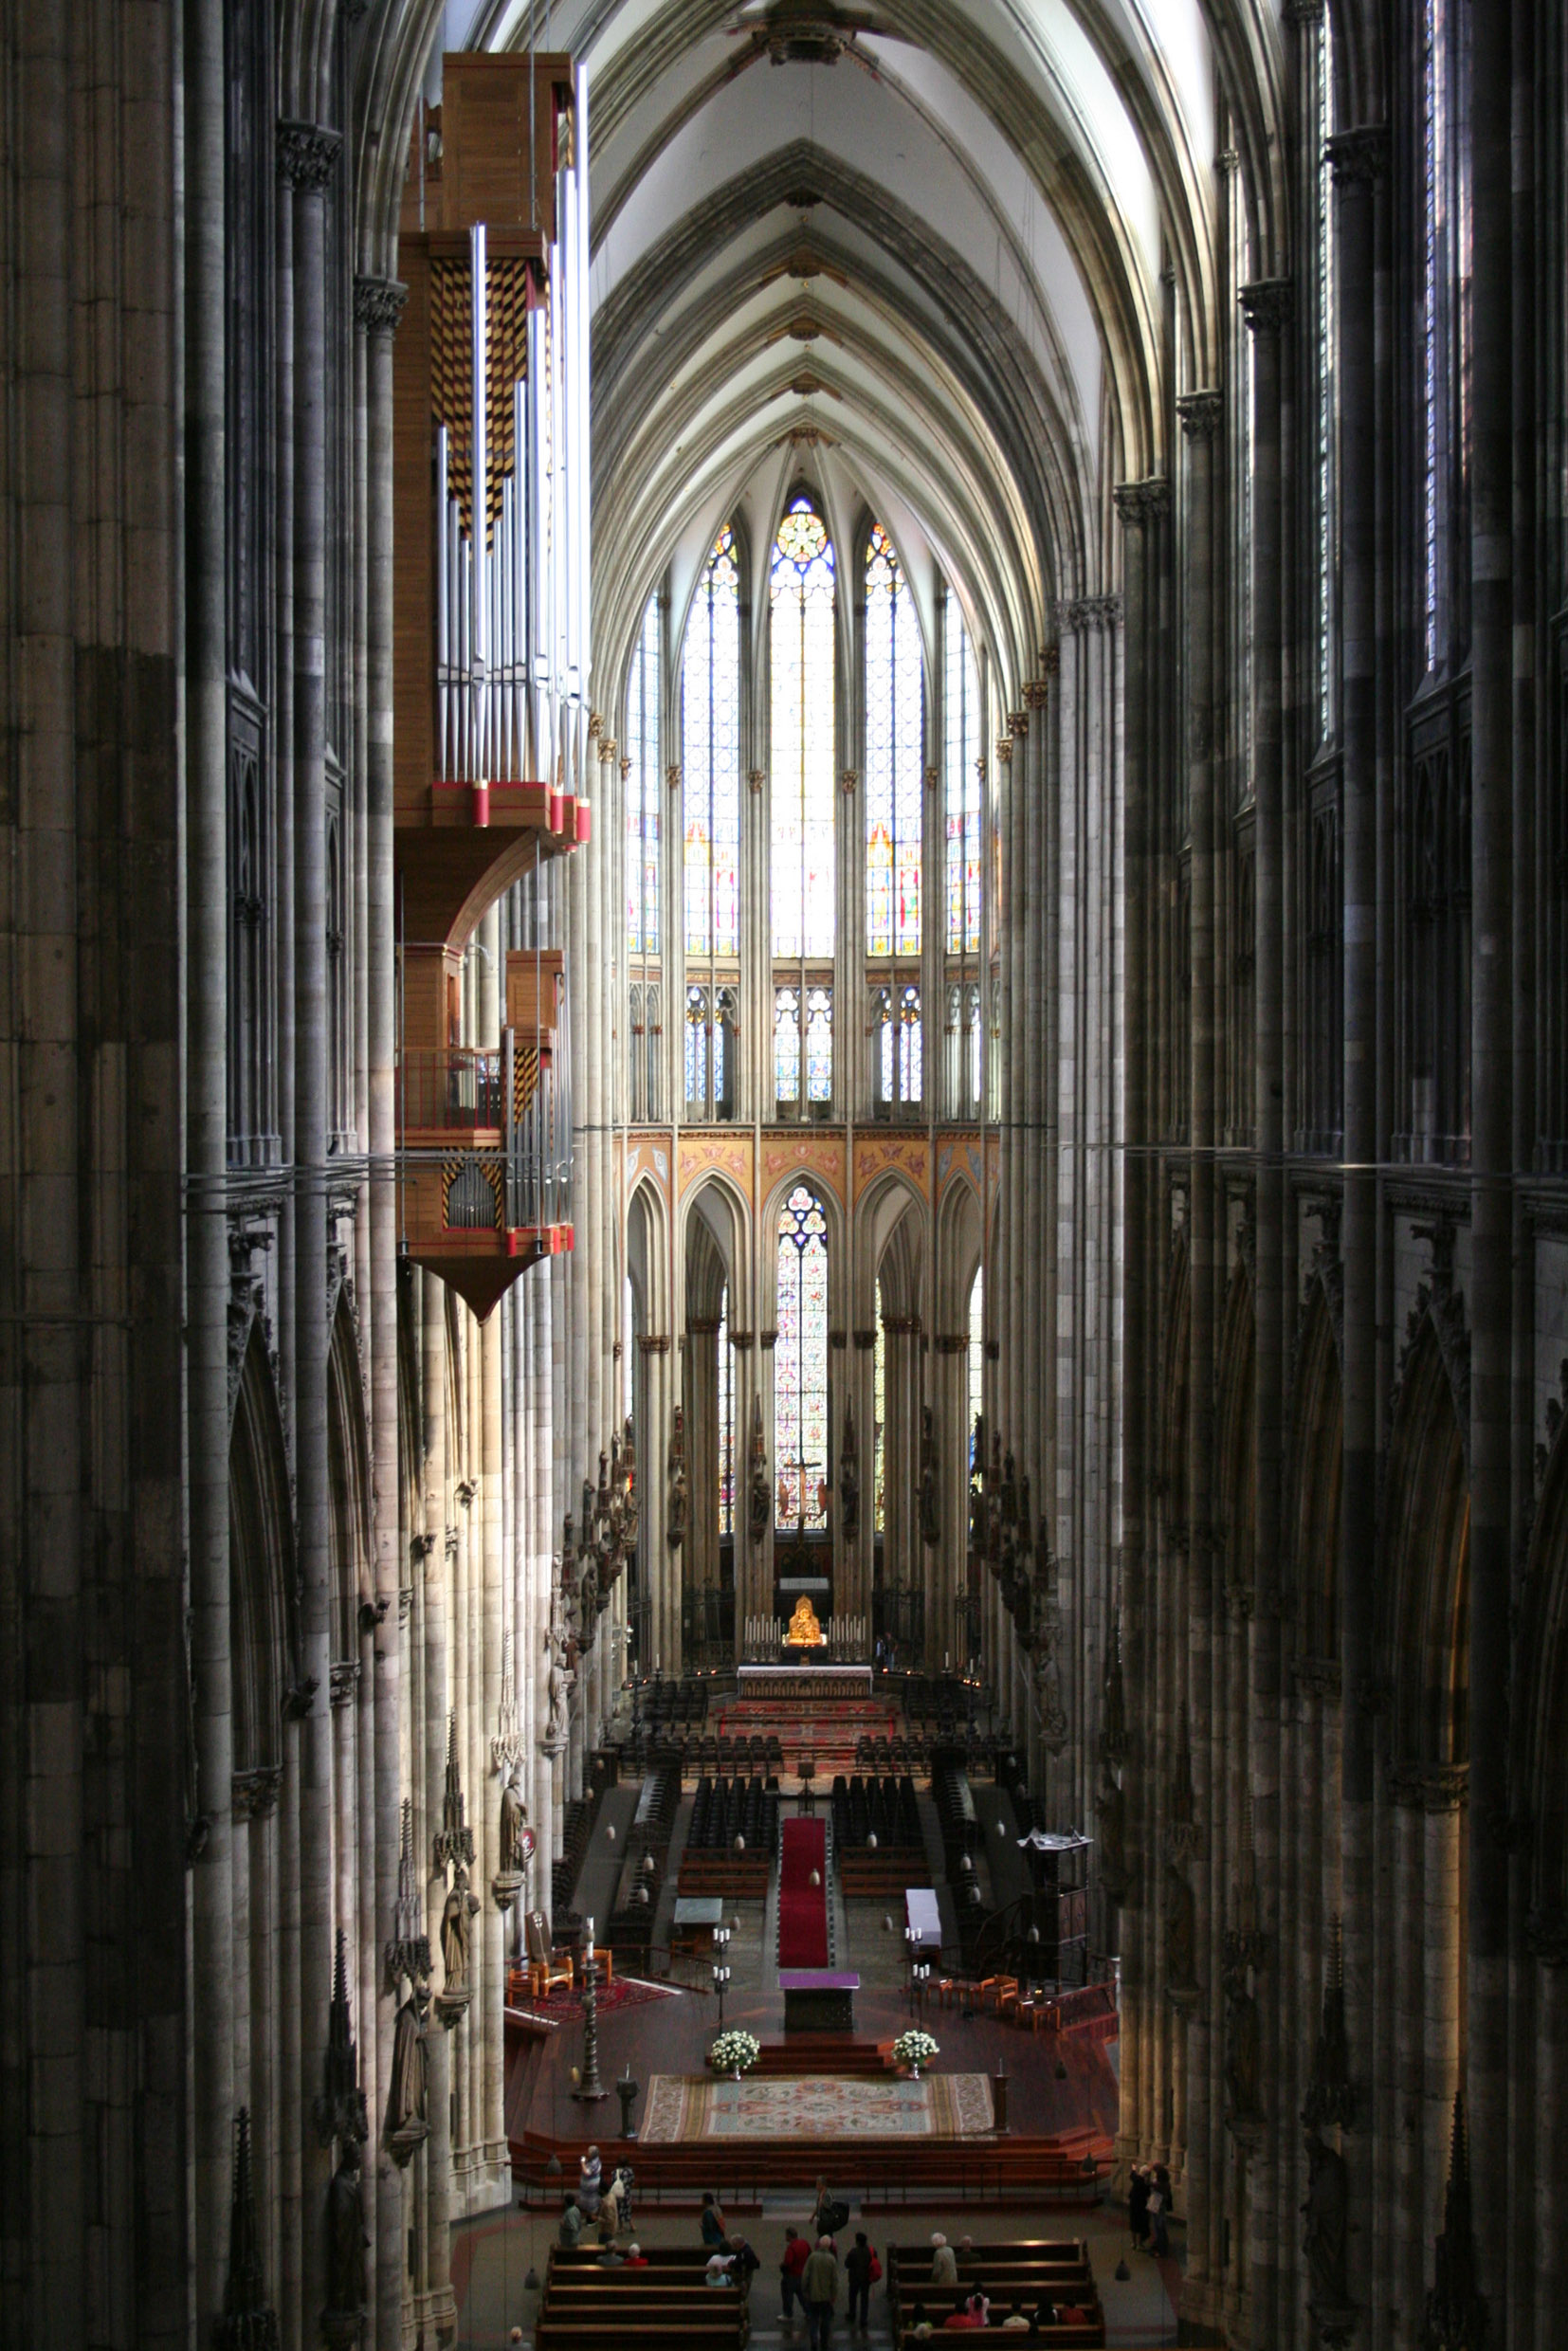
top-left (1176, 385), bottom-right (1223, 2322)
top-left (278, 112), bottom-right (342, 2341)
top-left (186, 4), bottom-right (233, 2333)
top-left (1466, 1), bottom-right (1514, 2291)
top-left (1240, 276), bottom-right (1292, 2340)
top-left (420, 1271), bottom-right (455, 2328)
top-left (1327, 121), bottom-right (1386, 2345)
top-left (355, 264), bottom-right (408, 2351)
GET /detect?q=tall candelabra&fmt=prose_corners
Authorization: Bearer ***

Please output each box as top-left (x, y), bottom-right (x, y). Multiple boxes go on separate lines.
top-left (574, 1939), bottom-right (607, 2103)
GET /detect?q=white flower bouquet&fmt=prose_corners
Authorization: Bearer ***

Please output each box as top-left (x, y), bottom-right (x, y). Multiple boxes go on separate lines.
top-left (710, 2030), bottom-right (761, 2075)
top-left (891, 2029), bottom-right (939, 2072)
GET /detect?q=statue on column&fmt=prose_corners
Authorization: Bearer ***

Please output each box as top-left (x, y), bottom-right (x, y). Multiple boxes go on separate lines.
top-left (501, 1771), bottom-right (530, 1876)
top-left (388, 1973), bottom-right (429, 2161)
top-left (667, 1405), bottom-right (688, 1548)
top-left (1303, 2133), bottom-right (1350, 2309)
top-left (441, 1865), bottom-right (479, 1994)
top-left (839, 1401), bottom-right (860, 1542)
top-left (747, 1394), bottom-right (770, 1545)
top-left (325, 2141), bottom-right (369, 2324)
top-left (919, 1405), bottom-right (939, 1548)
top-left (1163, 1860), bottom-right (1198, 2004)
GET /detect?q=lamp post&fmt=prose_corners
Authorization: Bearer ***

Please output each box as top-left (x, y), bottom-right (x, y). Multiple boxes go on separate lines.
top-left (713, 1959), bottom-right (731, 2027)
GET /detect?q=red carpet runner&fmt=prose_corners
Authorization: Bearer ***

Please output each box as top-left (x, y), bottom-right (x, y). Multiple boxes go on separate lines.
top-left (778, 1815), bottom-right (830, 1967)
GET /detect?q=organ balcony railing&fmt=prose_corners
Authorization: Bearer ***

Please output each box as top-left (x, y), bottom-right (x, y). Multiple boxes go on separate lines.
top-left (397, 951), bottom-right (574, 1320)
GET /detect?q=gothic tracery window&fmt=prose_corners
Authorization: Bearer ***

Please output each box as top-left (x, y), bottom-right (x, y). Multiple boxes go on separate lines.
top-left (627, 591), bottom-right (661, 957)
top-left (865, 522), bottom-right (922, 959)
top-left (944, 591), bottom-right (982, 960)
top-left (771, 497), bottom-right (836, 963)
top-left (718, 1279), bottom-right (735, 1539)
top-left (684, 525), bottom-right (741, 959)
top-left (775, 1183), bottom-right (829, 1533)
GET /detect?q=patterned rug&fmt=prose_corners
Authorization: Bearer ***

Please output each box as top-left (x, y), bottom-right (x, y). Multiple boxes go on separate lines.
top-left (505, 1975), bottom-right (681, 2029)
top-left (640, 2070), bottom-right (994, 2141)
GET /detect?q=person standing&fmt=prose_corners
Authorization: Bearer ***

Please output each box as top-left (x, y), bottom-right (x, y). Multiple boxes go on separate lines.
top-left (1148, 2166), bottom-right (1171, 2259)
top-left (802, 2233), bottom-right (841, 2351)
top-left (1128, 2163), bottom-right (1151, 2251)
top-left (780, 2225), bottom-right (811, 2327)
top-left (556, 2194), bottom-right (584, 2250)
top-left (702, 2189), bottom-right (729, 2251)
top-left (929, 2233), bottom-right (957, 2289)
top-left (844, 2231), bottom-right (875, 2333)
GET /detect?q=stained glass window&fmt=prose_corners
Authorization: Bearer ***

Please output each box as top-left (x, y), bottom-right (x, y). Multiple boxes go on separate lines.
top-left (771, 498), bottom-right (836, 959)
top-left (718, 1280), bottom-right (735, 1538)
top-left (873, 1279), bottom-right (886, 1537)
top-left (865, 523), bottom-right (922, 957)
top-left (626, 592), bottom-right (661, 954)
top-left (775, 1183), bottom-right (829, 1531)
top-left (1316, 15), bottom-right (1337, 743)
top-left (944, 591), bottom-right (981, 957)
top-left (1421, 0), bottom-right (1445, 671)
top-left (775, 986), bottom-right (801, 1106)
top-left (872, 984), bottom-right (922, 1108)
top-left (806, 984), bottom-right (832, 1104)
top-left (967, 1267), bottom-right (984, 1473)
top-left (684, 525), bottom-right (741, 957)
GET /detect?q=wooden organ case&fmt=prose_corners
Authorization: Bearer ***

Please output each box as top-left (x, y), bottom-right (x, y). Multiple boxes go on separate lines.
top-left (393, 54), bottom-right (593, 1319)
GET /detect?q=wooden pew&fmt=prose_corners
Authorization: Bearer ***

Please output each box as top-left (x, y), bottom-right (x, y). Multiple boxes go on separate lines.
top-left (535, 2251), bottom-right (750, 2351)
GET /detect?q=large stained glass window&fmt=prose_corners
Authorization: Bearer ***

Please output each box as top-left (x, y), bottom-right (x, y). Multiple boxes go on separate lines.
top-left (684, 525), bottom-right (741, 957)
top-left (771, 499), bottom-right (836, 959)
top-left (626, 591), bottom-right (661, 954)
top-left (718, 1280), bottom-right (735, 1539)
top-left (865, 523), bottom-right (922, 957)
top-left (944, 590), bottom-right (982, 957)
top-left (775, 1183), bottom-right (829, 1531)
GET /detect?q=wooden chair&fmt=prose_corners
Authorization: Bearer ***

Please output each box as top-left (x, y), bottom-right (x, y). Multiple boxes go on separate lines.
top-left (526, 1910), bottom-right (574, 1997)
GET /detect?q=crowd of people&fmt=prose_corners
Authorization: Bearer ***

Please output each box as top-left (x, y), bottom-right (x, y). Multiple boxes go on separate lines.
top-left (545, 2164), bottom-right (1163, 2338)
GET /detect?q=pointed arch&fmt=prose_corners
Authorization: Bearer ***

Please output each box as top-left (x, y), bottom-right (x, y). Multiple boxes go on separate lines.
top-left (1382, 1315), bottom-right (1471, 1770)
top-left (229, 1321), bottom-right (295, 1775)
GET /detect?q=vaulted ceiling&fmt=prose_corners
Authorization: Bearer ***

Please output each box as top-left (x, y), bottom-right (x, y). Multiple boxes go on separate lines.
top-left (358, 0), bottom-right (1291, 707)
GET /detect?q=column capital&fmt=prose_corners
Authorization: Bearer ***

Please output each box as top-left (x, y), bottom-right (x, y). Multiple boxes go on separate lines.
top-left (1113, 476), bottom-right (1171, 524)
top-left (1023, 680), bottom-right (1049, 709)
top-left (1053, 594), bottom-right (1122, 632)
top-left (1008, 710), bottom-right (1029, 739)
top-left (1285, 0), bottom-right (1325, 21)
top-left (1176, 390), bottom-right (1224, 440)
top-left (994, 738), bottom-right (1012, 767)
top-left (1239, 278), bottom-right (1294, 336)
top-left (1326, 126), bottom-right (1389, 185)
top-left (354, 274), bottom-right (409, 337)
top-left (278, 118), bottom-right (342, 190)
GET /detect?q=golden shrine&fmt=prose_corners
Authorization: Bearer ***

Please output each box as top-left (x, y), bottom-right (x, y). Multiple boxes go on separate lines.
top-left (785, 1595), bottom-right (826, 1648)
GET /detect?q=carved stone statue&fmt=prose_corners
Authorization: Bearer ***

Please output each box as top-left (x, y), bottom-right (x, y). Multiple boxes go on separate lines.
top-left (501, 1773), bottom-right (530, 1874)
top-left (546, 1645), bottom-right (571, 1746)
top-left (1303, 2132), bottom-right (1350, 2307)
top-left (667, 1454), bottom-right (687, 1547)
top-left (1164, 1861), bottom-right (1198, 1996)
top-left (389, 1979), bottom-right (428, 2143)
top-left (748, 1458), bottom-right (770, 1545)
top-left (1098, 1766), bottom-right (1129, 1900)
top-left (441, 1866), bottom-right (479, 1992)
top-left (1225, 1979), bottom-right (1262, 2123)
top-left (919, 1405), bottom-right (939, 1547)
top-left (838, 1408), bottom-right (860, 1541)
top-left (326, 2141), bottom-right (368, 2316)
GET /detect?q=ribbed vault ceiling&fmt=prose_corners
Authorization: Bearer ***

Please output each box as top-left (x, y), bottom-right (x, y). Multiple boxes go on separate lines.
top-left (362, 0), bottom-right (1288, 701)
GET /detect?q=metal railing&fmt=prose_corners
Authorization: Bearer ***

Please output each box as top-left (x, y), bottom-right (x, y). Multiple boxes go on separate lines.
top-left (398, 1004), bottom-right (574, 1234)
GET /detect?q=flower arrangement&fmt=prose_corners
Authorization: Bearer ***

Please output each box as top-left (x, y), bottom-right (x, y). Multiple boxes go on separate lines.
top-left (710, 2030), bottom-right (761, 2076)
top-left (891, 2029), bottom-right (939, 2075)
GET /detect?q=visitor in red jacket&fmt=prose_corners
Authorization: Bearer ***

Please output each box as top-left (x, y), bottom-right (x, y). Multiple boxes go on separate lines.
top-left (780, 2224), bottom-right (811, 2325)
top-left (623, 2244), bottom-right (647, 2268)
